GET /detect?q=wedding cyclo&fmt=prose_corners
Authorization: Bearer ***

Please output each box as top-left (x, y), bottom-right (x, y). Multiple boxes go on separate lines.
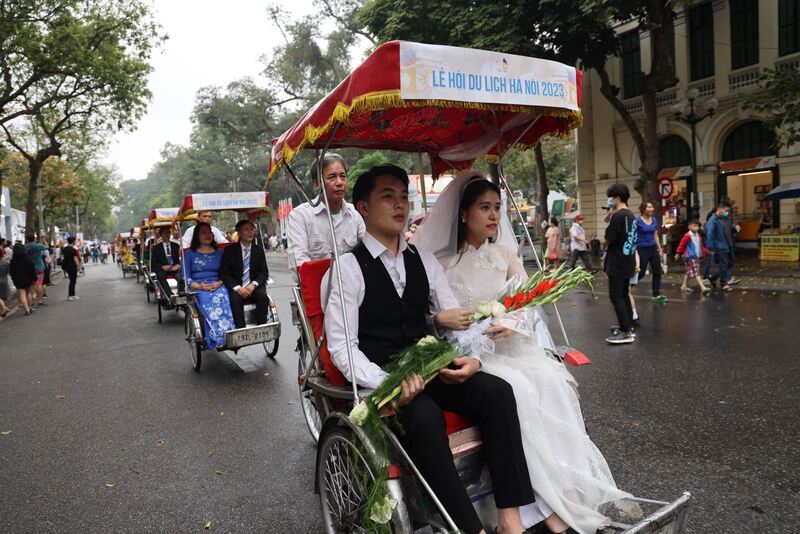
top-left (128, 224), bottom-right (145, 283)
top-left (269, 41), bottom-right (691, 534)
top-left (176, 192), bottom-right (280, 371)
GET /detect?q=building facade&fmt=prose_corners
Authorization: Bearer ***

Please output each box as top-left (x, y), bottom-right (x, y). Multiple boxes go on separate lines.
top-left (578, 0), bottom-right (800, 246)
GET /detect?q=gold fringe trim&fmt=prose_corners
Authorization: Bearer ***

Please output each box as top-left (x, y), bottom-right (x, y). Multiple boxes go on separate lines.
top-left (266, 90), bottom-right (582, 184)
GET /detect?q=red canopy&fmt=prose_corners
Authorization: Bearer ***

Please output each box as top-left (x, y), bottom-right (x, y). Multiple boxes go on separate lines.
top-left (268, 41), bottom-right (582, 182)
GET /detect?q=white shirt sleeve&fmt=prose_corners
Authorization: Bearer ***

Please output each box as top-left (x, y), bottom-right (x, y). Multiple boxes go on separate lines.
top-left (324, 253), bottom-right (388, 389)
top-left (287, 208), bottom-right (310, 270)
top-left (181, 227), bottom-right (193, 249)
top-left (213, 227), bottom-right (228, 243)
top-left (417, 246), bottom-right (460, 313)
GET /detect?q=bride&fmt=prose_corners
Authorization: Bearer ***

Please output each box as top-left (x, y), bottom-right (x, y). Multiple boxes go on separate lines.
top-left (412, 171), bottom-right (630, 534)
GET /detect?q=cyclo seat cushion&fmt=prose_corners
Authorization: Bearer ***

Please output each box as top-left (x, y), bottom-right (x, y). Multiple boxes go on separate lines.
top-left (297, 259), bottom-right (347, 386)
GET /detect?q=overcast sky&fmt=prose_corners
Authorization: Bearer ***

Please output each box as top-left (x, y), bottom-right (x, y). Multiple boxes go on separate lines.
top-left (105, 0), bottom-right (316, 183)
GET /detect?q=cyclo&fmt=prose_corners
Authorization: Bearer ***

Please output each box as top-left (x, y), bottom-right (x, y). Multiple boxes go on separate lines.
top-left (269, 41), bottom-right (691, 533)
top-left (176, 192), bottom-right (280, 371)
top-left (145, 207), bottom-right (187, 322)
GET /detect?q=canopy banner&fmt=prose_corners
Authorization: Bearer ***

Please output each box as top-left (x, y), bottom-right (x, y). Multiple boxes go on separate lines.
top-left (719, 155), bottom-right (776, 174)
top-left (149, 207), bottom-right (179, 221)
top-left (400, 42), bottom-right (579, 111)
top-left (191, 192), bottom-right (266, 211)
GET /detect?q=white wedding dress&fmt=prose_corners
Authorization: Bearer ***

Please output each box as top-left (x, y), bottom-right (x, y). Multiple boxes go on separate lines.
top-left (442, 241), bottom-right (630, 534)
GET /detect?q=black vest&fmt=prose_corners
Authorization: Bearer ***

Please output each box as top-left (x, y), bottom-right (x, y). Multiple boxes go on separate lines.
top-left (353, 242), bottom-right (430, 368)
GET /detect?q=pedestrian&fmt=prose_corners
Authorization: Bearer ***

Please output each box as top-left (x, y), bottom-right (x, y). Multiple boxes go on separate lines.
top-left (91, 245), bottom-right (99, 264)
top-left (100, 241), bottom-right (110, 264)
top-left (24, 234), bottom-right (47, 307)
top-left (1, 238), bottom-right (11, 258)
top-left (628, 249), bottom-right (641, 329)
top-left (567, 214), bottom-right (594, 272)
top-left (0, 244), bottom-right (11, 317)
top-left (61, 236), bottom-right (81, 301)
top-left (704, 202), bottom-right (737, 291)
top-left (9, 243), bottom-right (36, 315)
top-left (603, 183), bottom-right (638, 344)
top-left (635, 201), bottom-right (667, 303)
top-left (544, 216), bottom-right (561, 269)
top-left (269, 234), bottom-right (278, 252)
top-left (674, 220), bottom-right (711, 294)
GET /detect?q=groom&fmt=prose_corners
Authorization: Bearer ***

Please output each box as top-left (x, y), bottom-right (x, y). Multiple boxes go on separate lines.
top-left (325, 165), bottom-right (535, 534)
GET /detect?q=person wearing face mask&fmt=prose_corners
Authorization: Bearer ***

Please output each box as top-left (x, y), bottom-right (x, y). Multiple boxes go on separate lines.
top-left (704, 202), bottom-right (736, 291)
top-left (602, 184), bottom-right (638, 344)
top-left (286, 153), bottom-right (365, 273)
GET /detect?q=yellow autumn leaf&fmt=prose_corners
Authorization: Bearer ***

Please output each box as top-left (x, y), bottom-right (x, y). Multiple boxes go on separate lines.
top-left (214, 469), bottom-right (222, 476)
top-left (105, 483), bottom-right (115, 488)
top-left (56, 395), bottom-right (66, 400)
top-left (1, 431), bottom-right (12, 435)
top-left (204, 520), bottom-right (212, 529)
top-left (220, 412), bottom-right (224, 416)
top-left (156, 438), bottom-right (166, 447)
top-left (263, 372), bottom-right (270, 377)
top-left (208, 451), bottom-right (215, 457)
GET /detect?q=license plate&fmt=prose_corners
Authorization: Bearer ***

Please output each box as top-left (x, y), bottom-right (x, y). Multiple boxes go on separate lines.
top-left (225, 324), bottom-right (280, 348)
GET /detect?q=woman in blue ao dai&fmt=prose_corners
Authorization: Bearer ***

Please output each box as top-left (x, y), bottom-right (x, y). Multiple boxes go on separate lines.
top-left (184, 222), bottom-right (234, 349)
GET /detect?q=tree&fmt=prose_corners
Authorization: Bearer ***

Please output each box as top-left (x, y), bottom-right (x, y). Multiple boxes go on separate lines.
top-left (535, 0), bottom-right (678, 207)
top-left (360, 0), bottom-right (679, 209)
top-left (740, 68), bottom-right (800, 149)
top-left (0, 0), bottom-right (163, 235)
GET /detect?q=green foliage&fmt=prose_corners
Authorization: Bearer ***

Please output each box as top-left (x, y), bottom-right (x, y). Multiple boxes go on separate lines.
top-left (503, 136), bottom-right (577, 198)
top-left (347, 151), bottom-right (391, 194)
top-left (740, 68), bottom-right (800, 149)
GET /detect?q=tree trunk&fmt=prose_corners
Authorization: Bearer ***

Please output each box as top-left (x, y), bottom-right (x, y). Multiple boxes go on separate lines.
top-left (639, 88), bottom-right (661, 209)
top-left (534, 143), bottom-right (549, 225)
top-left (25, 158), bottom-right (42, 237)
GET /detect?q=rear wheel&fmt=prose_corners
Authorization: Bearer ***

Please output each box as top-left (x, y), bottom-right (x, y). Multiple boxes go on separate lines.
top-left (262, 300), bottom-right (279, 358)
top-left (318, 427), bottom-right (382, 533)
top-left (297, 343), bottom-right (322, 443)
top-left (157, 301), bottom-right (162, 323)
top-left (146, 283), bottom-right (151, 303)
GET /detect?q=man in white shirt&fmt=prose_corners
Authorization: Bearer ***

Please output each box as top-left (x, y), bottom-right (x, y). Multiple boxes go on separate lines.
top-left (181, 210), bottom-right (228, 249)
top-left (324, 164), bottom-right (534, 534)
top-left (286, 153), bottom-right (365, 271)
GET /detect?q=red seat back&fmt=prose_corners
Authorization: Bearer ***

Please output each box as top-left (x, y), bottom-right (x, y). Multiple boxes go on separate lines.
top-left (298, 259), bottom-right (347, 386)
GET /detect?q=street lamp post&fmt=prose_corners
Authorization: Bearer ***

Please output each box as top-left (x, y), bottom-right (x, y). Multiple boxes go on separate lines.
top-left (671, 88), bottom-right (717, 220)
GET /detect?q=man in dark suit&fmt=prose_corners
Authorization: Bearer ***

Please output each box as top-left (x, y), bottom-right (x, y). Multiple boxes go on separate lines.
top-left (150, 227), bottom-right (183, 297)
top-left (220, 219), bottom-right (269, 328)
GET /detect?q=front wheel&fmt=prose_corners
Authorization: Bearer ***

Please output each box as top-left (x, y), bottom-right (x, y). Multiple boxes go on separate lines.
top-left (185, 309), bottom-right (202, 371)
top-left (317, 427), bottom-right (383, 534)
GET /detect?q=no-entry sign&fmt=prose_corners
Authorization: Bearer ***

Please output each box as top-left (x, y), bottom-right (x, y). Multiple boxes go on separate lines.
top-left (658, 178), bottom-right (675, 199)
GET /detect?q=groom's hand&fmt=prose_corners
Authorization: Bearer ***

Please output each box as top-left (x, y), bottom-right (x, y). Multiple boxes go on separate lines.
top-left (439, 357), bottom-right (480, 384)
top-left (396, 373), bottom-right (425, 407)
top-left (434, 308), bottom-right (472, 331)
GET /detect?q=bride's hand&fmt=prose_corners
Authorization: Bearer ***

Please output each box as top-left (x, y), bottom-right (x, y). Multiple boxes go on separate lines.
top-left (483, 324), bottom-right (515, 340)
top-left (434, 308), bottom-right (472, 331)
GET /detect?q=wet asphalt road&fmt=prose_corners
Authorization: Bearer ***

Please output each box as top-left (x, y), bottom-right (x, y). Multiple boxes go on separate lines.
top-left (0, 259), bottom-right (798, 533)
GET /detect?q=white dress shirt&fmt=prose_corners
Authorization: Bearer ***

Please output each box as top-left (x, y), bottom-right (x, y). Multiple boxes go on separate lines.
top-left (324, 232), bottom-right (462, 389)
top-left (232, 242), bottom-right (258, 291)
top-left (287, 196), bottom-right (365, 270)
top-left (181, 225), bottom-right (228, 249)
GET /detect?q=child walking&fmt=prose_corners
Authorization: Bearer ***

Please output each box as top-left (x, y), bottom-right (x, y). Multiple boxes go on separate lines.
top-left (674, 220), bottom-right (711, 294)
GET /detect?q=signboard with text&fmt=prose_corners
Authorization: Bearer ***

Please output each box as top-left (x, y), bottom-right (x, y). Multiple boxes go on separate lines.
top-left (760, 234), bottom-right (799, 262)
top-left (399, 42), bottom-right (579, 110)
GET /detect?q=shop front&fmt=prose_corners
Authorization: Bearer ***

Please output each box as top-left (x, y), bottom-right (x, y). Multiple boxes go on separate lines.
top-left (717, 155), bottom-right (779, 248)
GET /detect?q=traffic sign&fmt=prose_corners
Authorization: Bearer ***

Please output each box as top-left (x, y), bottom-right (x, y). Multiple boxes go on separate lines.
top-left (658, 178), bottom-right (675, 199)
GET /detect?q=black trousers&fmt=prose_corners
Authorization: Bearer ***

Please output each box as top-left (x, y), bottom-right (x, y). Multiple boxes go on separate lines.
top-left (608, 275), bottom-right (633, 332)
top-left (397, 373), bottom-right (534, 534)
top-left (65, 268), bottom-right (77, 297)
top-left (568, 249), bottom-right (592, 270)
top-left (228, 284), bottom-right (268, 329)
top-left (156, 268), bottom-right (183, 298)
top-left (636, 245), bottom-right (662, 297)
